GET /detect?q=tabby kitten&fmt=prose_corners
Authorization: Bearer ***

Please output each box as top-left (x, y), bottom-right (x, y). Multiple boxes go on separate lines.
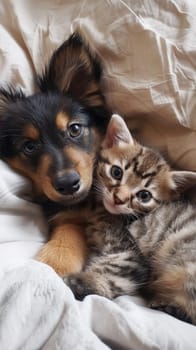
top-left (66, 114), bottom-right (196, 324)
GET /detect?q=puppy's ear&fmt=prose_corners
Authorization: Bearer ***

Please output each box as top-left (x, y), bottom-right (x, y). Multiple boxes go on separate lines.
top-left (0, 86), bottom-right (25, 111)
top-left (38, 33), bottom-right (104, 109)
top-left (0, 87), bottom-right (25, 157)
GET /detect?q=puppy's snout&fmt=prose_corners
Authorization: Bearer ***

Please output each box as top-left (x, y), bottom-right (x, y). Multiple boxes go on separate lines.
top-left (53, 171), bottom-right (80, 195)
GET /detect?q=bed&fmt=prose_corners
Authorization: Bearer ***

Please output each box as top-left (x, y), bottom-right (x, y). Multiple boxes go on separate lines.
top-left (0, 0), bottom-right (196, 349)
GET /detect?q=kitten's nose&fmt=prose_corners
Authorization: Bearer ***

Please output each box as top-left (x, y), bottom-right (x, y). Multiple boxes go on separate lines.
top-left (53, 171), bottom-right (80, 195)
top-left (114, 193), bottom-right (126, 205)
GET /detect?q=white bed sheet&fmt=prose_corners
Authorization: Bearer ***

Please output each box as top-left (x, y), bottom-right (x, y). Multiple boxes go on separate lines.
top-left (0, 0), bottom-right (196, 349)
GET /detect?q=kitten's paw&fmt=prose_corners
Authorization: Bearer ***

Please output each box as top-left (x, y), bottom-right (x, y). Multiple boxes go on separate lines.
top-left (64, 274), bottom-right (96, 301)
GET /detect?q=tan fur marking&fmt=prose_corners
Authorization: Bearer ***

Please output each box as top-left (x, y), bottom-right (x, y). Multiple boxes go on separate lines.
top-left (29, 155), bottom-right (53, 196)
top-left (51, 207), bottom-right (89, 227)
top-left (154, 266), bottom-right (187, 295)
top-left (56, 112), bottom-right (69, 131)
top-left (6, 155), bottom-right (63, 201)
top-left (150, 265), bottom-right (188, 311)
top-left (36, 155), bottom-right (67, 201)
top-left (6, 157), bottom-right (37, 182)
top-left (64, 146), bottom-right (94, 190)
top-left (36, 224), bottom-right (88, 276)
top-left (24, 125), bottom-right (40, 140)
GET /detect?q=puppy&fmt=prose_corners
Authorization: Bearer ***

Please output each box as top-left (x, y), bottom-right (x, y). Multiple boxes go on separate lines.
top-left (0, 33), bottom-right (110, 276)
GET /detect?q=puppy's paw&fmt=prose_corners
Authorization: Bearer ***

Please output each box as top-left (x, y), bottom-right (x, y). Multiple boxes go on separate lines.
top-left (35, 242), bottom-right (84, 277)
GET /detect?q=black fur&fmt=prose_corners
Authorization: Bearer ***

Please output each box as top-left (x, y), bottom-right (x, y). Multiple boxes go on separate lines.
top-left (0, 33), bottom-right (110, 208)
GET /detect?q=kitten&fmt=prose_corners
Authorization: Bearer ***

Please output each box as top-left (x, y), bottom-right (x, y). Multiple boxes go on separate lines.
top-left (65, 114), bottom-right (196, 324)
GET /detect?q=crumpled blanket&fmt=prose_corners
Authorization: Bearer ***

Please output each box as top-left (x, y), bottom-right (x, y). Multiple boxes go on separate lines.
top-left (1, 259), bottom-right (196, 350)
top-left (0, 0), bottom-right (196, 349)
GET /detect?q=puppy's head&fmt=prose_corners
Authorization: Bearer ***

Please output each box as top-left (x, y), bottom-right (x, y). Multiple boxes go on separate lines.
top-left (0, 33), bottom-right (109, 205)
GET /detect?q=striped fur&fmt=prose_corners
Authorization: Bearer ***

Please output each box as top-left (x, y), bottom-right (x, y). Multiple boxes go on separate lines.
top-left (66, 115), bottom-right (196, 324)
top-left (131, 201), bottom-right (196, 324)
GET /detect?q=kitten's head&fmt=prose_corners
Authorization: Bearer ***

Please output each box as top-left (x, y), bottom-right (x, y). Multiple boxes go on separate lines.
top-left (96, 114), bottom-right (196, 216)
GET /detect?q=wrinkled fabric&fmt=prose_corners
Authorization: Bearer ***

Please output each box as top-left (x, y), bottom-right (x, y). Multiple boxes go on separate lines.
top-left (0, 259), bottom-right (195, 350)
top-left (0, 161), bottom-right (47, 269)
top-left (0, 0), bottom-right (196, 169)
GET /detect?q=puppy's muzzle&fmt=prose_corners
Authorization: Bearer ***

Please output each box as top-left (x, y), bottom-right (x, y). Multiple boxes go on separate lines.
top-left (53, 171), bottom-right (80, 195)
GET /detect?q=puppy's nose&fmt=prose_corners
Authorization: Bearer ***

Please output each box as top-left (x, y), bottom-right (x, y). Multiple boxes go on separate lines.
top-left (53, 171), bottom-right (80, 195)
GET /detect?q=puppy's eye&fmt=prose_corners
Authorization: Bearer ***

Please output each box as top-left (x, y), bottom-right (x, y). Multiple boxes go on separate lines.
top-left (136, 190), bottom-right (152, 203)
top-left (68, 124), bottom-right (83, 138)
top-left (110, 165), bottom-right (123, 180)
top-left (22, 141), bottom-right (38, 156)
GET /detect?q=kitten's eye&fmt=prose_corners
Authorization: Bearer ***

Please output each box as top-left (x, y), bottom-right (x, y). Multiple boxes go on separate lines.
top-left (22, 140), bottom-right (38, 156)
top-left (68, 123), bottom-right (83, 138)
top-left (136, 190), bottom-right (152, 203)
top-left (110, 165), bottom-right (123, 180)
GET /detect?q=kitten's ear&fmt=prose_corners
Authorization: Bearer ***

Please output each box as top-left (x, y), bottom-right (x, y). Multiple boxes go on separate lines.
top-left (38, 32), bottom-right (104, 108)
top-left (171, 170), bottom-right (196, 192)
top-left (102, 114), bottom-right (134, 148)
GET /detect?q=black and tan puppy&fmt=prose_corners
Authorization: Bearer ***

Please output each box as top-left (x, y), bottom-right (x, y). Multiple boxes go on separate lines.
top-left (0, 33), bottom-right (110, 275)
